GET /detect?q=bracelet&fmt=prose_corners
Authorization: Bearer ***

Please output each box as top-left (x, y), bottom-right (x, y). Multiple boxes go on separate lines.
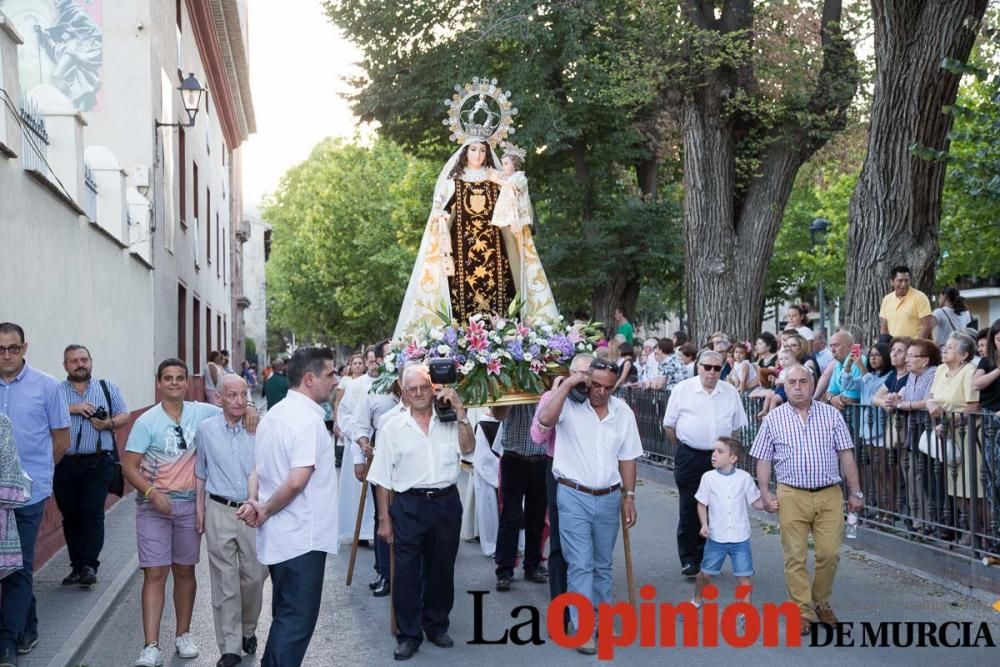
top-left (143, 486), bottom-right (155, 499)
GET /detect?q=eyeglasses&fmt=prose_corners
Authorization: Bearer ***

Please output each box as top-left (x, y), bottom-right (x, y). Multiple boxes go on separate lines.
top-left (700, 363), bottom-right (723, 372)
top-left (172, 425), bottom-right (188, 450)
top-left (0, 344), bottom-right (23, 356)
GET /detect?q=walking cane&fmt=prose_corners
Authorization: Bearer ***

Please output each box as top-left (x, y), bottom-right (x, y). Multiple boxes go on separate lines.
top-left (345, 457), bottom-right (373, 586)
top-left (620, 503), bottom-right (636, 607)
top-left (389, 490), bottom-right (397, 636)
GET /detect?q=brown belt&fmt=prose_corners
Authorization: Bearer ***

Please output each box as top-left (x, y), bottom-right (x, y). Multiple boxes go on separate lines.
top-left (558, 479), bottom-right (621, 497)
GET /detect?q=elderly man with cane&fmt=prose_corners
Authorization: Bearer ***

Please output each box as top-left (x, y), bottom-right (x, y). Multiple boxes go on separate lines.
top-left (367, 363), bottom-right (475, 661)
top-left (535, 358), bottom-right (643, 655)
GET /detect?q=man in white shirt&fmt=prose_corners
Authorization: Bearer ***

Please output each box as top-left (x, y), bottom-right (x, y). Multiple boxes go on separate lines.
top-left (662, 350), bottom-right (747, 578)
top-left (367, 364), bottom-right (475, 661)
top-left (237, 347), bottom-right (339, 667)
top-left (535, 358), bottom-right (643, 655)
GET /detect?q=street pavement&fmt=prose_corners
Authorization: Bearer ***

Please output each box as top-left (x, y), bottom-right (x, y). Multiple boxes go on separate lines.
top-left (23, 466), bottom-right (996, 666)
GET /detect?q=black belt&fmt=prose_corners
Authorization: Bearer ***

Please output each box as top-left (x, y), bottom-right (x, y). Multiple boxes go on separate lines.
top-left (781, 483), bottom-right (839, 493)
top-left (680, 442), bottom-right (713, 453)
top-left (503, 451), bottom-right (547, 463)
top-left (402, 485), bottom-right (456, 499)
top-left (62, 451), bottom-right (109, 460)
top-left (558, 479), bottom-right (621, 497)
top-left (209, 493), bottom-right (244, 508)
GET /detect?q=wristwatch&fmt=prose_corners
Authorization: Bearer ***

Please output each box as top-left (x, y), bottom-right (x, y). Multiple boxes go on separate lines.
top-left (457, 416), bottom-right (471, 426)
top-left (624, 490), bottom-right (636, 498)
top-left (852, 490), bottom-right (864, 500)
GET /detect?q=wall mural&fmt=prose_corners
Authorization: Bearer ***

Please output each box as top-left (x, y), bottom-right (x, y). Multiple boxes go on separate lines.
top-left (1, 0), bottom-right (103, 112)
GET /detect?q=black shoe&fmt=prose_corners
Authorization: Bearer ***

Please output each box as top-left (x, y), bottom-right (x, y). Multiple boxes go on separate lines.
top-left (373, 578), bottom-right (391, 597)
top-left (533, 565), bottom-right (549, 577)
top-left (426, 633), bottom-right (454, 648)
top-left (496, 573), bottom-right (512, 591)
top-left (216, 654), bottom-right (242, 667)
top-left (369, 575), bottom-right (383, 590)
top-left (0, 647), bottom-right (16, 667)
top-left (359, 539), bottom-right (371, 548)
top-left (681, 563), bottom-right (700, 577)
top-left (524, 569), bottom-right (547, 583)
top-left (242, 635), bottom-right (257, 655)
top-left (61, 569), bottom-right (81, 586)
top-left (15, 631), bottom-right (37, 655)
top-left (394, 641), bottom-right (419, 660)
top-left (78, 566), bottom-right (97, 588)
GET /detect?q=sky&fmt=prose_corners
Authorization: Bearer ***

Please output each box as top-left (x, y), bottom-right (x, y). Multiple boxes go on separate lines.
top-left (241, 0), bottom-right (362, 213)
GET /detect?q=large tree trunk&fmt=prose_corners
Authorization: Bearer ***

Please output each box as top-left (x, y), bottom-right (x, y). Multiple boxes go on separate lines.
top-left (681, 0), bottom-right (857, 344)
top-left (844, 0), bottom-right (988, 341)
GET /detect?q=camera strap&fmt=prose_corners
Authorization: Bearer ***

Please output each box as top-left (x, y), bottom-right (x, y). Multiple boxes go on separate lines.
top-left (98, 379), bottom-right (117, 455)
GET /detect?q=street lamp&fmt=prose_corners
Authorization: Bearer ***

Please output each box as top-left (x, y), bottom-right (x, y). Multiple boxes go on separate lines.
top-left (809, 218), bottom-right (831, 336)
top-left (155, 73), bottom-right (206, 129)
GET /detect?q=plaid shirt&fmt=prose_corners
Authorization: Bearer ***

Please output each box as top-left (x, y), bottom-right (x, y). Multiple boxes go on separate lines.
top-left (750, 400), bottom-right (853, 489)
top-left (501, 403), bottom-right (547, 457)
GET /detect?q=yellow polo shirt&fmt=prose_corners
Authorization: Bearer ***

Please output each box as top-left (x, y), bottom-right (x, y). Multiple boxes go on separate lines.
top-left (879, 288), bottom-right (932, 337)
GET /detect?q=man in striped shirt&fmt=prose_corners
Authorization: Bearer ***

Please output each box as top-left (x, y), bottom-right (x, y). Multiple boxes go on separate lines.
top-left (751, 365), bottom-right (864, 634)
top-left (56, 345), bottom-right (129, 589)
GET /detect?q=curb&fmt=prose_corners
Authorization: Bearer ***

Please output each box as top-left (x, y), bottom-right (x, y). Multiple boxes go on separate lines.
top-left (39, 496), bottom-right (141, 667)
top-left (46, 553), bottom-right (140, 667)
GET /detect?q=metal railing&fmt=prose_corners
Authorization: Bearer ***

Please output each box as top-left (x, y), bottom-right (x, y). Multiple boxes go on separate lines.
top-left (83, 163), bottom-right (98, 221)
top-left (616, 386), bottom-right (1000, 563)
top-left (20, 99), bottom-right (48, 175)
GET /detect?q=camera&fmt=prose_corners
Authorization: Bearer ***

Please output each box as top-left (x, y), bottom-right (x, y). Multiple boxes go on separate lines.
top-left (91, 406), bottom-right (108, 420)
top-left (428, 358), bottom-right (458, 422)
top-left (569, 384), bottom-right (589, 404)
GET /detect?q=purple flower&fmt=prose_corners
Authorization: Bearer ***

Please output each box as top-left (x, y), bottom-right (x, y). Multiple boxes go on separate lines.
top-left (547, 335), bottom-right (574, 360)
top-left (444, 327), bottom-right (458, 347)
top-left (528, 344), bottom-right (541, 357)
top-left (507, 339), bottom-right (524, 361)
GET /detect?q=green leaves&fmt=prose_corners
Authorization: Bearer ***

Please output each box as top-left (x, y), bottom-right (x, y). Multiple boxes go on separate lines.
top-left (263, 138), bottom-right (437, 345)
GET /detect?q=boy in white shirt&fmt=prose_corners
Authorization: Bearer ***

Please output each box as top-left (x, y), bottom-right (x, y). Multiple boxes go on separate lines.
top-left (692, 436), bottom-right (763, 608)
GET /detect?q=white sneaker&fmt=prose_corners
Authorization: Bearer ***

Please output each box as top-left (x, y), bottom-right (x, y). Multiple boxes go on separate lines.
top-left (174, 633), bottom-right (199, 659)
top-left (135, 643), bottom-right (163, 667)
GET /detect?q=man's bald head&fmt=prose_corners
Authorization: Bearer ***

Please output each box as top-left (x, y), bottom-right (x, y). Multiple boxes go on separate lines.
top-left (829, 330), bottom-right (853, 362)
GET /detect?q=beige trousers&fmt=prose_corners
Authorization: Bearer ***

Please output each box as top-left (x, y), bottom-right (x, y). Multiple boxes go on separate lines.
top-left (205, 498), bottom-right (269, 654)
top-left (776, 483), bottom-right (844, 621)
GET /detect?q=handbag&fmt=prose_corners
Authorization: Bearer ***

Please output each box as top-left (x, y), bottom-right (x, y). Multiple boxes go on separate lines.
top-left (99, 380), bottom-right (126, 497)
top-left (916, 427), bottom-right (963, 465)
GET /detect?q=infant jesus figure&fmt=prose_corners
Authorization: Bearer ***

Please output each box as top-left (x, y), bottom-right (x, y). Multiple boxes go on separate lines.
top-left (488, 142), bottom-right (532, 236)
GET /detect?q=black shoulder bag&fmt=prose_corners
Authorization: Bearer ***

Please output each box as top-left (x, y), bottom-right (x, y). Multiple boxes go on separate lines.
top-left (99, 380), bottom-right (126, 497)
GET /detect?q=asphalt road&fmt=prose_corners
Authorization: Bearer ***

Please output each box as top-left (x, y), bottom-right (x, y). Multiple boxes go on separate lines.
top-left (80, 477), bottom-right (1000, 667)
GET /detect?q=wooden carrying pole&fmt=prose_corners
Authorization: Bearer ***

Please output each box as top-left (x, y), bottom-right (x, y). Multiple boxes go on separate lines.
top-left (620, 504), bottom-right (636, 607)
top-left (345, 458), bottom-right (373, 586)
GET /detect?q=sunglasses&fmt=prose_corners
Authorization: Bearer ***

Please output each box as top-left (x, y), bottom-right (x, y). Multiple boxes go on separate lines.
top-left (700, 364), bottom-right (724, 372)
top-left (172, 425), bottom-right (188, 450)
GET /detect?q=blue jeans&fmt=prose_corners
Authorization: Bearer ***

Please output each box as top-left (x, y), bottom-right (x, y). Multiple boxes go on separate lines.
top-left (556, 485), bottom-right (620, 629)
top-left (0, 500), bottom-right (45, 650)
top-left (261, 550), bottom-right (327, 667)
top-left (700, 538), bottom-right (754, 577)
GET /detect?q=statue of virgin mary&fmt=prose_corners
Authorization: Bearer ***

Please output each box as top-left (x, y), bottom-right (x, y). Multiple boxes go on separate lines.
top-left (393, 79), bottom-right (559, 340)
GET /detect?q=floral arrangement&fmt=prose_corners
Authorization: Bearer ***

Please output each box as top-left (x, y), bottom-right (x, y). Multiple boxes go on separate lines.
top-left (373, 311), bottom-right (603, 405)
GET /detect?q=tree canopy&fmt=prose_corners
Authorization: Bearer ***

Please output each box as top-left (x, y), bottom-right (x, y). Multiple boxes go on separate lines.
top-left (262, 138), bottom-right (438, 345)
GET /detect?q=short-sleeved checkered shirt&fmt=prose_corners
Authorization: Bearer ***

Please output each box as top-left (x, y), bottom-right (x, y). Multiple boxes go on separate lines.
top-left (501, 404), bottom-right (547, 457)
top-left (750, 400), bottom-right (853, 489)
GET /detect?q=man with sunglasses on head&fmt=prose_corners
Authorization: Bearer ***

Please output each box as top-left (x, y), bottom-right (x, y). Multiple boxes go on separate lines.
top-left (123, 358), bottom-right (258, 667)
top-left (530, 353), bottom-right (593, 632)
top-left (535, 357), bottom-right (642, 655)
top-left (663, 349), bottom-right (747, 578)
top-left (0, 322), bottom-right (71, 665)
